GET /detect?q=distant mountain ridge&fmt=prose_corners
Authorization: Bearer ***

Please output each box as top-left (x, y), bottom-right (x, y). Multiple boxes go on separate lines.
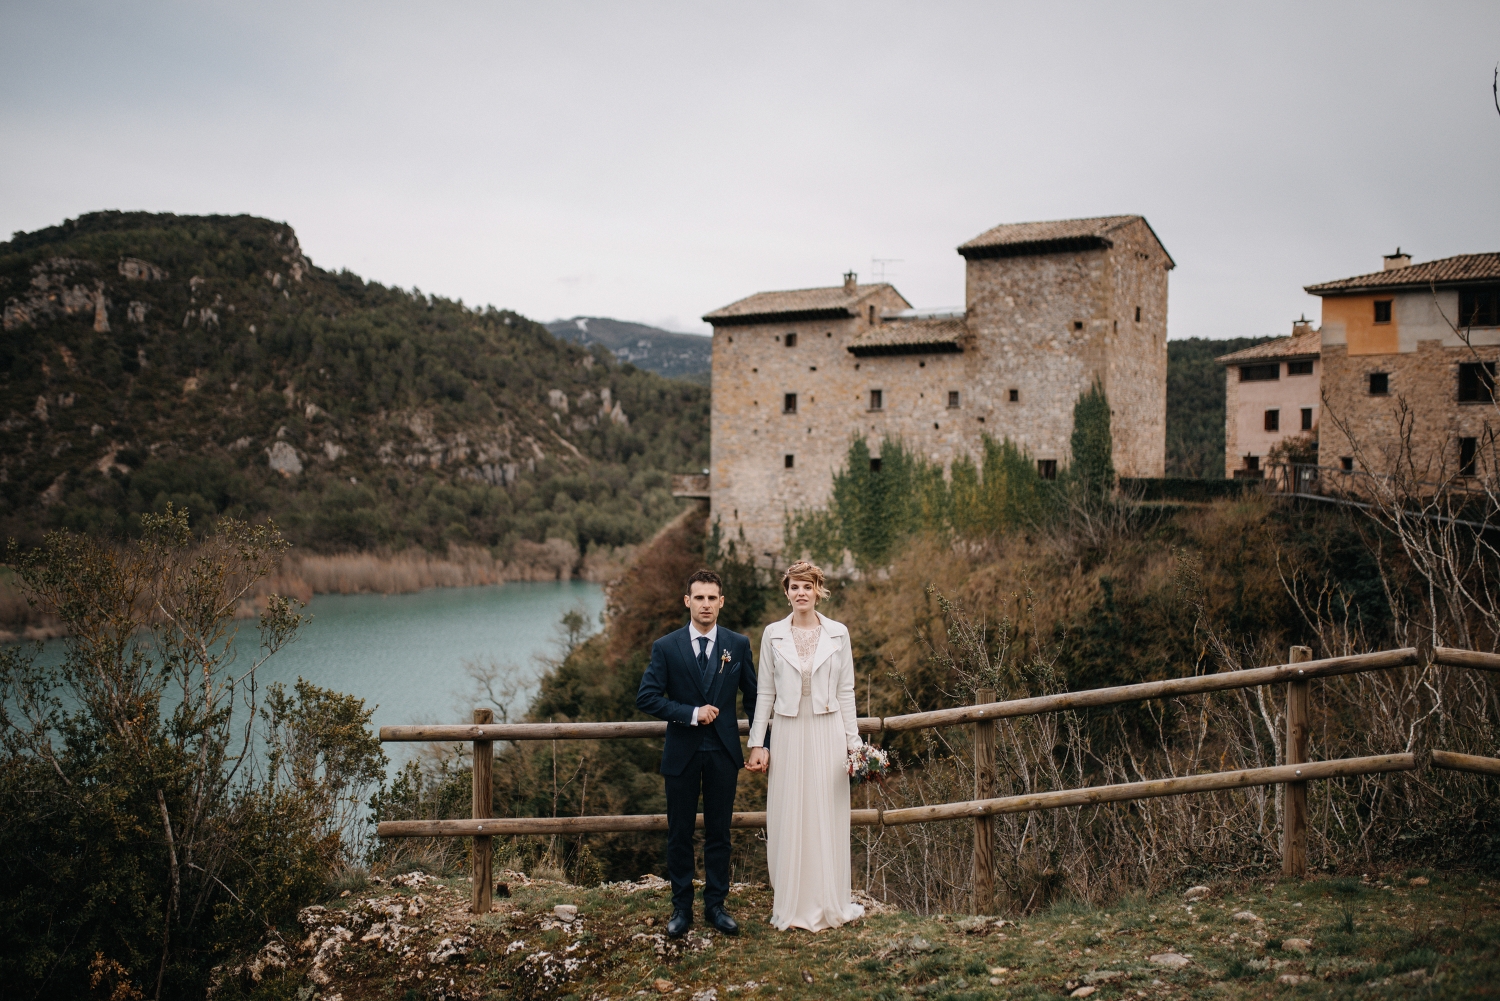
top-left (546, 316), bottom-right (711, 384)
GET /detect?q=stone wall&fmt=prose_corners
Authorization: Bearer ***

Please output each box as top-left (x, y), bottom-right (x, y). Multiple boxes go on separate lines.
top-left (1320, 340), bottom-right (1499, 478)
top-left (963, 219), bottom-right (1169, 478)
top-left (709, 285), bottom-right (918, 557)
top-left (1101, 218), bottom-right (1171, 477)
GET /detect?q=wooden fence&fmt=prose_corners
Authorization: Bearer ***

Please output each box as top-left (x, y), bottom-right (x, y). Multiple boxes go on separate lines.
top-left (377, 646), bottom-right (1500, 915)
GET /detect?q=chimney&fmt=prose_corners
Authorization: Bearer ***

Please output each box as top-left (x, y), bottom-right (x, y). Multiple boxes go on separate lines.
top-left (1291, 314), bottom-right (1314, 336)
top-left (1383, 247), bottom-right (1411, 271)
top-left (843, 271), bottom-right (858, 292)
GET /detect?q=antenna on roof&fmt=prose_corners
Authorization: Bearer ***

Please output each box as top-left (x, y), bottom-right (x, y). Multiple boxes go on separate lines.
top-left (870, 258), bottom-right (903, 283)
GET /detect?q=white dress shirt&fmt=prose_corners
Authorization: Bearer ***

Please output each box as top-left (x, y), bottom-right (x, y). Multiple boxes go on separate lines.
top-left (688, 622), bottom-right (718, 725)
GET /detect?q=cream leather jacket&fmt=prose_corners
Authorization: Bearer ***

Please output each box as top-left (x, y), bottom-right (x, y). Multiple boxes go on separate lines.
top-left (748, 612), bottom-right (861, 752)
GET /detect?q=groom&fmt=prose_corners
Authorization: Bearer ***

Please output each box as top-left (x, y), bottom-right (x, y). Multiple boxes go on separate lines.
top-left (635, 569), bottom-right (757, 938)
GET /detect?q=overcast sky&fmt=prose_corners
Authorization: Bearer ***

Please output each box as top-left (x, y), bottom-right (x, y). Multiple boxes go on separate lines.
top-left (3, 2), bottom-right (1497, 339)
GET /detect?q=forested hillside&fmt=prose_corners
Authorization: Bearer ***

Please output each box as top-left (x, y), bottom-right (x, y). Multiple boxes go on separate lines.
top-left (0, 212), bottom-right (708, 563)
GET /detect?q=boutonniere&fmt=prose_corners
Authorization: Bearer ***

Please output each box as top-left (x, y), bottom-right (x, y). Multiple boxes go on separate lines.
top-left (719, 649), bottom-right (732, 673)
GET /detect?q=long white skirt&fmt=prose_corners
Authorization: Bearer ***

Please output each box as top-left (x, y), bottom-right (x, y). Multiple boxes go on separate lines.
top-left (765, 694), bottom-right (865, 931)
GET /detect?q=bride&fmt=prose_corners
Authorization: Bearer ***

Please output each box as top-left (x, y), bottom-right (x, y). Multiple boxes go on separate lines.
top-left (745, 561), bottom-right (865, 931)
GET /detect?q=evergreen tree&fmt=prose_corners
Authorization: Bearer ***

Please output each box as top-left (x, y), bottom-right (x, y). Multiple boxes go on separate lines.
top-left (1069, 381), bottom-right (1115, 491)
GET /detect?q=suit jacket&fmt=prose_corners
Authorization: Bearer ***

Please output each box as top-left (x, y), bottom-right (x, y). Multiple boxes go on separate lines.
top-left (636, 623), bottom-right (757, 777)
top-left (748, 612), bottom-right (861, 753)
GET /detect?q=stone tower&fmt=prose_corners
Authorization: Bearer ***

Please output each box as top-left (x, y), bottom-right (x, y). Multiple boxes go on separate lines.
top-left (702, 215), bottom-right (1172, 560)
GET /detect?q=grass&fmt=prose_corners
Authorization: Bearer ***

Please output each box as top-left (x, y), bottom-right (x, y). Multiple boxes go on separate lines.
top-left (228, 866), bottom-right (1500, 1000)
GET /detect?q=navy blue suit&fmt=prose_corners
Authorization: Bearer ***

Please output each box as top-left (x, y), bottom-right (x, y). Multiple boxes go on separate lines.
top-left (635, 623), bottom-right (757, 913)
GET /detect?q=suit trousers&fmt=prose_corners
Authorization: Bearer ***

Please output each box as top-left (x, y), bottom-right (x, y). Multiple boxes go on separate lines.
top-left (664, 748), bottom-right (738, 914)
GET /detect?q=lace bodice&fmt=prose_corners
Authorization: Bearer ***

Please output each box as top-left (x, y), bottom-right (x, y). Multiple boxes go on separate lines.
top-left (791, 624), bottom-right (820, 696)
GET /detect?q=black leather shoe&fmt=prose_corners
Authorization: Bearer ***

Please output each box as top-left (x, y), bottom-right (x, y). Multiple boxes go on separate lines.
top-left (666, 909), bottom-right (692, 938)
top-left (705, 906), bottom-right (739, 935)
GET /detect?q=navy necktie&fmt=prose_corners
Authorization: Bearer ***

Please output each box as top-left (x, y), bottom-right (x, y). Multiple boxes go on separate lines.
top-left (697, 636), bottom-right (711, 689)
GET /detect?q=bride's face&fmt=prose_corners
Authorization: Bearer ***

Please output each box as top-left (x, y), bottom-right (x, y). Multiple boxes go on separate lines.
top-left (786, 578), bottom-right (818, 612)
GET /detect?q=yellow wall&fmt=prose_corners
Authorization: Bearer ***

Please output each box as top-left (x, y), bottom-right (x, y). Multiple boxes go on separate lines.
top-left (1323, 294), bottom-right (1398, 355)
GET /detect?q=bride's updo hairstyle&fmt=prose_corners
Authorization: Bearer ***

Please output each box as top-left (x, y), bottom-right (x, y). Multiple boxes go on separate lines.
top-left (780, 560), bottom-right (830, 602)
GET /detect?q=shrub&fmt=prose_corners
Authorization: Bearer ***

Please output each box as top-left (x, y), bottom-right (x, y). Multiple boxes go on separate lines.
top-left (0, 508), bottom-right (384, 999)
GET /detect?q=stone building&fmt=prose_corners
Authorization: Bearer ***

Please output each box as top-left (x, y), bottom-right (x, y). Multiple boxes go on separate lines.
top-left (1306, 251), bottom-right (1499, 479)
top-left (1217, 320), bottom-right (1322, 478)
top-left (700, 215), bottom-right (1173, 558)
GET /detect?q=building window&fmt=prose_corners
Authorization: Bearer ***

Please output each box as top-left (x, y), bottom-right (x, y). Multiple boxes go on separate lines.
top-left (948, 391), bottom-right (960, 408)
top-left (1301, 407), bottom-right (1313, 431)
top-left (1287, 360), bottom-right (1314, 376)
top-left (869, 389), bottom-right (883, 411)
top-left (1341, 456), bottom-right (1354, 472)
top-left (1244, 455), bottom-right (1260, 471)
top-left (1458, 437), bottom-right (1478, 476)
top-left (784, 454), bottom-right (795, 469)
top-left (1369, 372), bottom-right (1389, 395)
top-left (1135, 306), bottom-right (1141, 322)
top-left (784, 332), bottom-right (797, 348)
top-left (869, 457), bottom-right (882, 473)
top-left (783, 393), bottom-right (797, 413)
top-left (1374, 300), bottom-right (1393, 324)
top-left (1008, 388), bottom-right (1019, 402)
top-left (869, 305), bottom-right (876, 325)
top-left (1037, 459), bottom-right (1057, 480)
top-left (1264, 409), bottom-right (1280, 432)
top-left (1459, 284), bottom-right (1500, 327)
top-left (1240, 363), bottom-right (1279, 382)
top-left (1458, 362), bottom-right (1496, 403)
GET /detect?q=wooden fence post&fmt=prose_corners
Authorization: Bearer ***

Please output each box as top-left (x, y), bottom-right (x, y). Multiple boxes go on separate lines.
top-left (472, 708), bottom-right (494, 914)
top-left (1282, 647), bottom-right (1311, 878)
top-left (973, 688), bottom-right (996, 914)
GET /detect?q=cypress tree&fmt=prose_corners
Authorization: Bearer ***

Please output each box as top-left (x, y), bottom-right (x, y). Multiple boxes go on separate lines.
top-left (1069, 381), bottom-right (1115, 491)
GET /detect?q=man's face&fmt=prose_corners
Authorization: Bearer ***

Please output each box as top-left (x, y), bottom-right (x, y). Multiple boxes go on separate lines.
top-left (684, 582), bottom-right (725, 629)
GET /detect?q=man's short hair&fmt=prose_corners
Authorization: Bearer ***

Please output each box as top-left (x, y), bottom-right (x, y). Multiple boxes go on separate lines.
top-left (685, 568), bottom-right (724, 596)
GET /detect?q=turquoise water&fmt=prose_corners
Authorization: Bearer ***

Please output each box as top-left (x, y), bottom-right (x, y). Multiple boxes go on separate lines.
top-left (261, 581), bottom-right (604, 739)
top-left (20, 581), bottom-right (605, 768)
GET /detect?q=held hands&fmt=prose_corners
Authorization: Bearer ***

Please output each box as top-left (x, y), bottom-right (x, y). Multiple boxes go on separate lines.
top-left (745, 747), bottom-right (769, 773)
top-left (697, 704), bottom-right (720, 724)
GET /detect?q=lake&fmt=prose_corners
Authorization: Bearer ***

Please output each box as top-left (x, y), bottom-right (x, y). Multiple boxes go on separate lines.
top-left (20, 581), bottom-right (605, 768)
top-left (265, 581), bottom-right (605, 762)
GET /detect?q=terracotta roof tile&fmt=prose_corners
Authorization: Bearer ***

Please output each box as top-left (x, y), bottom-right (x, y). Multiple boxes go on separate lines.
top-left (960, 215), bottom-right (1138, 250)
top-left (958, 214), bottom-right (1173, 267)
top-left (1216, 329), bottom-right (1321, 364)
top-left (703, 283), bottom-right (905, 325)
top-left (847, 316), bottom-right (967, 357)
top-left (1305, 253), bottom-right (1500, 294)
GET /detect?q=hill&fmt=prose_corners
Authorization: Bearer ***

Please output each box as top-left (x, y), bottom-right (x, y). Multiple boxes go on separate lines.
top-left (1166, 335), bottom-right (1277, 478)
top-left (0, 212), bottom-right (708, 567)
top-left (546, 316), bottom-right (712, 384)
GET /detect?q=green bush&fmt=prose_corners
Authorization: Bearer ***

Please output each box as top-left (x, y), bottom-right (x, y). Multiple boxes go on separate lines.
top-left (0, 509), bottom-right (385, 998)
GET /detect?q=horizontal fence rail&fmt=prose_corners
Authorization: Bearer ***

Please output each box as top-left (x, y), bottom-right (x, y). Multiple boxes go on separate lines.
top-left (380, 809), bottom-right (883, 838)
top-left (380, 718), bottom-right (885, 743)
top-left (375, 756), bottom-right (1422, 837)
top-left (376, 647), bottom-right (1500, 745)
top-left (1431, 748), bottom-right (1500, 777)
top-left (877, 754), bottom-right (1416, 825)
top-left (378, 645), bottom-right (1499, 914)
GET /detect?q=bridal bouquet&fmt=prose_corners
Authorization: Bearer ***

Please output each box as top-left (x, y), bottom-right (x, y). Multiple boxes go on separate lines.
top-left (847, 742), bottom-right (891, 787)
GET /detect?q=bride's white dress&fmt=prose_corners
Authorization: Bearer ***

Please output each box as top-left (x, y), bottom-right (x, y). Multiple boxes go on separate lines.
top-left (755, 617), bottom-right (865, 932)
